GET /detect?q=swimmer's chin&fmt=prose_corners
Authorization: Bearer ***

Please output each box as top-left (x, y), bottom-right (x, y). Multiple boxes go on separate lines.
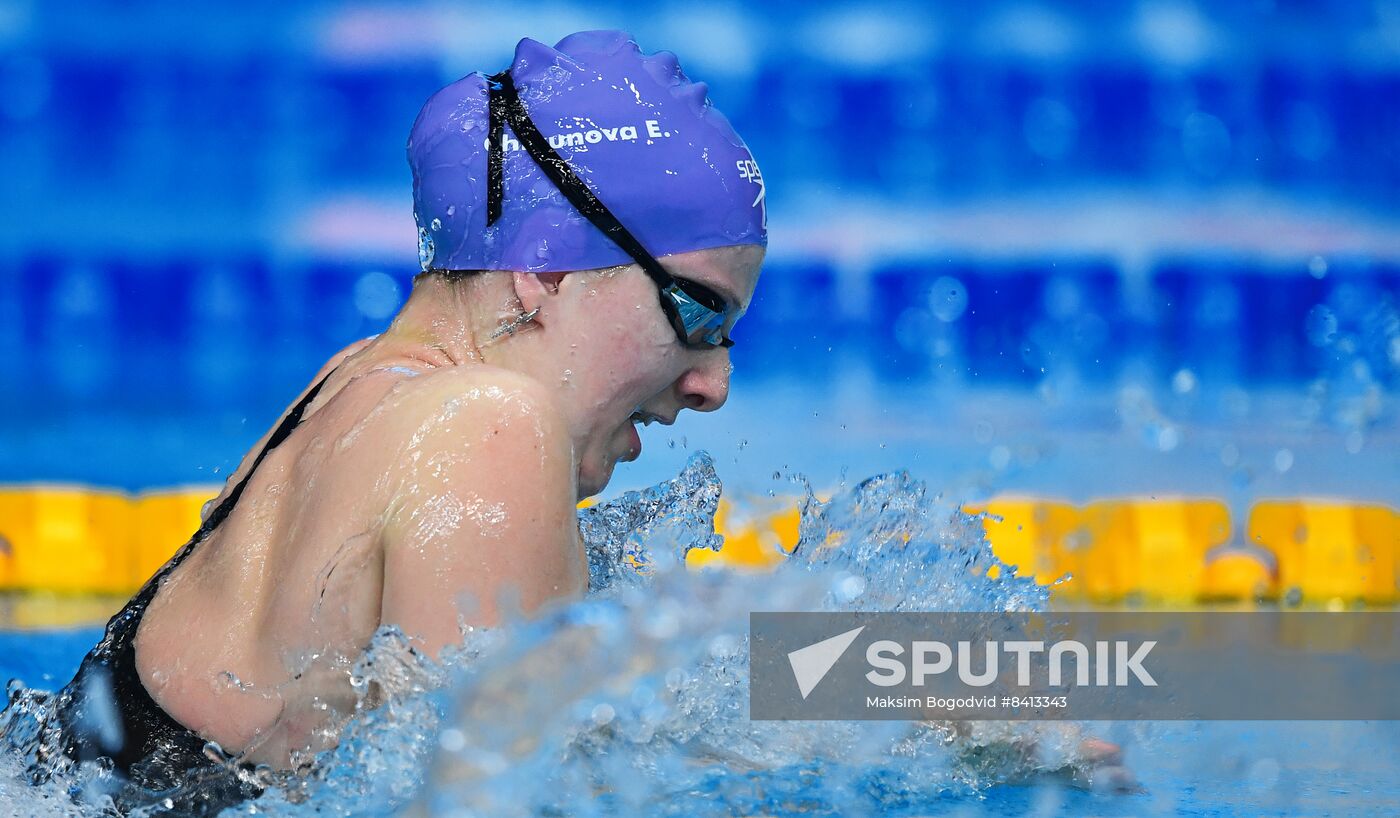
top-left (577, 459), bottom-right (619, 502)
top-left (577, 426), bottom-right (641, 500)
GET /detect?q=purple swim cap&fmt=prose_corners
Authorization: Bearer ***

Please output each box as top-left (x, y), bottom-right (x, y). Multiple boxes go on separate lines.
top-left (407, 30), bottom-right (767, 274)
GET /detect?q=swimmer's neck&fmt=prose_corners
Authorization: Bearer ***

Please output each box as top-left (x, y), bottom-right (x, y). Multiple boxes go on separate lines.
top-left (360, 272), bottom-right (537, 372)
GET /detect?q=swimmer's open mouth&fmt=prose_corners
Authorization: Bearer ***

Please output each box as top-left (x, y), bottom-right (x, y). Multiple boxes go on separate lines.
top-left (629, 410), bottom-right (675, 427)
top-left (625, 410), bottom-right (675, 462)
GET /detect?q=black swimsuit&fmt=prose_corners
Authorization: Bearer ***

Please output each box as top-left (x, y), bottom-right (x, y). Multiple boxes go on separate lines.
top-left (52, 369), bottom-right (335, 815)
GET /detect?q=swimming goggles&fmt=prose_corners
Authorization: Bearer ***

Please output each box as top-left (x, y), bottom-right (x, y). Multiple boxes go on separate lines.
top-left (485, 69), bottom-right (737, 349)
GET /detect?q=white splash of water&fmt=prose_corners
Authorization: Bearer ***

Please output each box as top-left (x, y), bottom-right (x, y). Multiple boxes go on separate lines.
top-left (3, 452), bottom-right (1107, 818)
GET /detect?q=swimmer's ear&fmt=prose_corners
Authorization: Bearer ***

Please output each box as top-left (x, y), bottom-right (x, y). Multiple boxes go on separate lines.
top-left (510, 271), bottom-right (566, 315)
top-left (539, 272), bottom-right (565, 293)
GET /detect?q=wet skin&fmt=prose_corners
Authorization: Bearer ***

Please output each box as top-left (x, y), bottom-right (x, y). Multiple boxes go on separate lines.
top-left (131, 244), bottom-right (764, 769)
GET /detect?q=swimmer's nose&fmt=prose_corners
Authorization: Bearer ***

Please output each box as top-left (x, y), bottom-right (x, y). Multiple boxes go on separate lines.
top-left (676, 349), bottom-right (731, 413)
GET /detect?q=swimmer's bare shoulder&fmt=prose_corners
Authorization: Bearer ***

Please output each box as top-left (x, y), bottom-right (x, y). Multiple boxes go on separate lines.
top-left (198, 339), bottom-right (377, 521)
top-left (369, 364), bottom-right (587, 659)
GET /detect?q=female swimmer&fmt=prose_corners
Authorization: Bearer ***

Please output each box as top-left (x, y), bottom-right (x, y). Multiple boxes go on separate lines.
top-left (47, 29), bottom-right (766, 812)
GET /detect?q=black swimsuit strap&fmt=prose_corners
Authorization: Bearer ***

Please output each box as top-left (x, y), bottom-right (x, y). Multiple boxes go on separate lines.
top-left (56, 366), bottom-right (340, 776)
top-left (130, 364), bottom-right (339, 613)
top-left (190, 368), bottom-right (336, 546)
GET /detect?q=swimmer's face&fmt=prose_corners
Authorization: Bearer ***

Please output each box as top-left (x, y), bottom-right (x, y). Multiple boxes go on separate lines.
top-left (537, 244), bottom-right (764, 498)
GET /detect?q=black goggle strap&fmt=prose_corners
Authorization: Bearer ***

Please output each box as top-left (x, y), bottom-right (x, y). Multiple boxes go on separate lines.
top-left (486, 70), bottom-right (675, 294)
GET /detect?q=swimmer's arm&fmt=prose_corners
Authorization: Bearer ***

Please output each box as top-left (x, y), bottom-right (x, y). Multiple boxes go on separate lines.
top-left (377, 369), bottom-right (586, 659)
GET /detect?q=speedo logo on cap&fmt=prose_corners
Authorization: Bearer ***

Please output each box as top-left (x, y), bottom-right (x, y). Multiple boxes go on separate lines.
top-left (736, 158), bottom-right (765, 207)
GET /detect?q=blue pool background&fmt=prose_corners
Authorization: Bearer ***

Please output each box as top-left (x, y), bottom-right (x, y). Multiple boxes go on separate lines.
top-left (1, 4), bottom-right (1399, 814)
top-left (0, 1), bottom-right (1397, 504)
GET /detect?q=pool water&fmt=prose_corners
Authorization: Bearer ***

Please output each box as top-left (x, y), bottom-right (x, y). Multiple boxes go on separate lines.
top-left (2, 453), bottom-right (1397, 817)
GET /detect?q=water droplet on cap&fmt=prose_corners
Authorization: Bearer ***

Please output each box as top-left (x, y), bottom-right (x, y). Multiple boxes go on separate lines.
top-left (418, 227), bottom-right (436, 272)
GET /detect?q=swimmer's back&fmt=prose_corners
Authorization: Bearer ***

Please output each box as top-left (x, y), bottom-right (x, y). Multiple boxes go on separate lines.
top-left (132, 344), bottom-right (588, 768)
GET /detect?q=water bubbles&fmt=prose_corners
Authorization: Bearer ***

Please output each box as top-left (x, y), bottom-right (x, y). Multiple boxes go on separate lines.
top-left (353, 271), bottom-right (402, 320)
top-left (642, 604), bottom-right (680, 639)
top-left (1308, 255), bottom-right (1328, 279)
top-left (1181, 110), bottom-right (1232, 177)
top-left (434, 728), bottom-right (467, 756)
top-left (1219, 442), bottom-right (1240, 467)
top-left (589, 702), bottom-right (616, 726)
top-left (1171, 368), bottom-right (1198, 395)
top-left (928, 275), bottom-right (968, 322)
top-left (1305, 304), bottom-right (1338, 347)
top-left (1273, 448), bottom-right (1294, 473)
top-left (1043, 276), bottom-right (1082, 319)
top-left (707, 633), bottom-right (740, 659)
top-left (1118, 384), bottom-right (1183, 452)
top-left (833, 573), bottom-right (867, 602)
top-left (1222, 387), bottom-right (1251, 419)
top-left (1197, 281), bottom-right (1240, 326)
top-left (417, 226), bottom-right (435, 271)
top-left (430, 217), bottom-right (442, 231)
top-left (629, 681), bottom-right (658, 713)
